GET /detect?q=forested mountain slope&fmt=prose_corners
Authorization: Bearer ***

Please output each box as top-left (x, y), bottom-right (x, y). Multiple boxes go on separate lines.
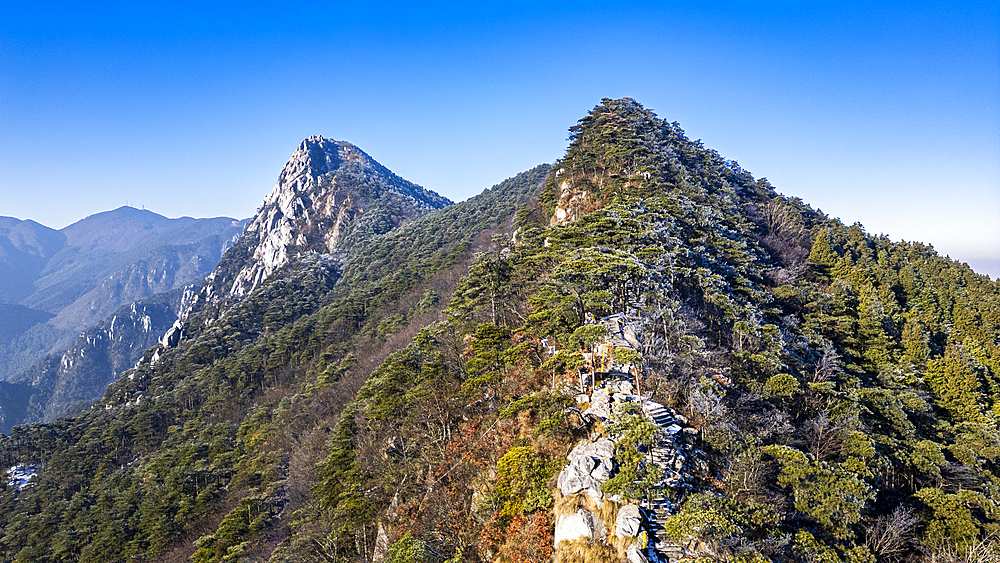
top-left (1, 99), bottom-right (998, 563)
top-left (0, 208), bottom-right (245, 381)
top-left (0, 136), bottom-right (544, 561)
top-left (0, 285), bottom-right (197, 433)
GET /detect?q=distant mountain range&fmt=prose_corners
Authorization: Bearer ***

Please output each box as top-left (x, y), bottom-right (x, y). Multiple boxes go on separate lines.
top-left (0, 289), bottom-right (191, 433)
top-left (0, 208), bottom-right (246, 381)
top-left (0, 137), bottom-right (451, 432)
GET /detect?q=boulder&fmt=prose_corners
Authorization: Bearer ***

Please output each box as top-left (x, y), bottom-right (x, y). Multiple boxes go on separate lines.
top-left (606, 379), bottom-right (634, 395)
top-left (626, 544), bottom-right (649, 563)
top-left (615, 504), bottom-right (644, 538)
top-left (583, 404), bottom-right (612, 420)
top-left (558, 456), bottom-right (602, 499)
top-left (590, 460), bottom-right (611, 483)
top-left (160, 319), bottom-right (184, 348)
top-left (673, 454), bottom-right (686, 471)
top-left (554, 508), bottom-right (607, 546)
top-left (569, 438), bottom-right (615, 464)
top-left (372, 523), bottom-right (391, 562)
top-left (563, 438), bottom-right (616, 497)
top-left (591, 388), bottom-right (610, 406)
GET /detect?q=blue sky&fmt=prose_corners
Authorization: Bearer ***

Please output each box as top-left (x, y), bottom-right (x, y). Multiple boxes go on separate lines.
top-left (2, 1), bottom-right (997, 277)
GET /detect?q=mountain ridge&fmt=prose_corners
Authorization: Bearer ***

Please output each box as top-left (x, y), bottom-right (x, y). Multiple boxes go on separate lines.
top-left (178, 135), bottom-right (453, 330)
top-left (0, 99), bottom-right (997, 563)
top-left (0, 207), bottom-right (246, 381)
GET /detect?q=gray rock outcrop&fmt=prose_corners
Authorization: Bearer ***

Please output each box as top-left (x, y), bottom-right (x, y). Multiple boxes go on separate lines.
top-left (558, 455), bottom-right (603, 501)
top-left (615, 504), bottom-right (643, 538)
top-left (553, 508), bottom-right (607, 545)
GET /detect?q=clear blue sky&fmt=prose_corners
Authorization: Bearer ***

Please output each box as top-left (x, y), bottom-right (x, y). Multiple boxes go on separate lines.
top-left (2, 1), bottom-right (997, 277)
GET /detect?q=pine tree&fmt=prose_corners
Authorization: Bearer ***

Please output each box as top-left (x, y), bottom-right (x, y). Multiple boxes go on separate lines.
top-left (807, 230), bottom-right (838, 279)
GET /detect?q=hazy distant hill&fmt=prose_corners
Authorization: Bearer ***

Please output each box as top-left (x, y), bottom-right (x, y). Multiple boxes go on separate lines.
top-left (0, 207), bottom-right (246, 380)
top-left (0, 287), bottom-right (191, 433)
top-left (0, 217), bottom-right (65, 304)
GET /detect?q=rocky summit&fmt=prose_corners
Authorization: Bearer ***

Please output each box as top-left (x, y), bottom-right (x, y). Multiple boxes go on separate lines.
top-left (185, 136), bottom-right (452, 325)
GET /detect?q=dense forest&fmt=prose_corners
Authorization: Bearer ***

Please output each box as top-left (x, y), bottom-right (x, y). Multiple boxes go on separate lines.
top-left (1, 98), bottom-right (998, 563)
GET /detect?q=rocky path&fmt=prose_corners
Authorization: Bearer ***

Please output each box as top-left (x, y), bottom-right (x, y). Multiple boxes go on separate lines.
top-left (641, 400), bottom-right (697, 562)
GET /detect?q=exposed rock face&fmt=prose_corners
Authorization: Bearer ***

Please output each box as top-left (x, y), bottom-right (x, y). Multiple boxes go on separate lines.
top-left (554, 366), bottom-right (708, 562)
top-left (568, 437), bottom-right (616, 468)
top-left (230, 136), bottom-right (450, 298)
top-left (626, 544), bottom-right (650, 563)
top-left (184, 136), bottom-right (451, 324)
top-left (559, 437), bottom-right (616, 502)
top-left (1, 294), bottom-right (185, 432)
top-left (584, 388), bottom-right (613, 420)
top-left (616, 504), bottom-right (643, 538)
top-left (550, 172), bottom-right (595, 226)
top-left (553, 508), bottom-right (606, 546)
top-left (558, 455), bottom-right (603, 501)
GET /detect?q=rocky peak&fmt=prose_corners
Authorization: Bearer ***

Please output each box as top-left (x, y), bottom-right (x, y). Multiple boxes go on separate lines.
top-left (180, 136), bottom-right (452, 327)
top-left (276, 135), bottom-right (344, 189)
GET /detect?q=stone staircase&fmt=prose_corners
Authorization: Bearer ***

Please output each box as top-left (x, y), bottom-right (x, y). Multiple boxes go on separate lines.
top-left (641, 400), bottom-right (690, 562)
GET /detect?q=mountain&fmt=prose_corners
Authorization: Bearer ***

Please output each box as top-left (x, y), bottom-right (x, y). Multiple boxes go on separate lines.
top-left (0, 100), bottom-right (998, 563)
top-left (0, 217), bottom-right (66, 304)
top-left (0, 136), bottom-right (451, 432)
top-left (0, 207), bottom-right (245, 380)
top-left (183, 136), bottom-right (452, 325)
top-left (0, 285), bottom-right (196, 433)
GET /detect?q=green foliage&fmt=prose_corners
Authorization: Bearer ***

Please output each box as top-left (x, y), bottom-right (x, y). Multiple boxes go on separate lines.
top-left (764, 445), bottom-right (873, 539)
top-left (490, 446), bottom-right (556, 516)
top-left (191, 493), bottom-right (271, 563)
top-left (793, 531), bottom-right (843, 563)
top-left (925, 344), bottom-right (988, 423)
top-left (4, 98), bottom-right (1000, 563)
top-left (601, 405), bottom-right (662, 501)
top-left (568, 323), bottom-right (607, 351)
top-left (914, 487), bottom-right (989, 550)
top-left (663, 493), bottom-right (780, 561)
top-left (383, 531), bottom-right (427, 563)
top-left (763, 373), bottom-right (800, 398)
top-left (612, 347), bottom-right (641, 365)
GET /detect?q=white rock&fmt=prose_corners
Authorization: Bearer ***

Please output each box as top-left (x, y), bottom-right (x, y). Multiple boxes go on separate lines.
top-left (626, 544), bottom-right (649, 563)
top-left (558, 456), bottom-right (601, 499)
top-left (591, 462), bottom-right (611, 483)
top-left (616, 504), bottom-right (644, 538)
top-left (569, 438), bottom-right (615, 463)
top-left (554, 508), bottom-right (607, 546)
top-left (606, 380), bottom-right (635, 395)
top-left (584, 405), bottom-right (612, 420)
top-left (160, 319), bottom-right (184, 348)
top-left (591, 388), bottom-right (610, 405)
top-left (673, 454), bottom-right (686, 471)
